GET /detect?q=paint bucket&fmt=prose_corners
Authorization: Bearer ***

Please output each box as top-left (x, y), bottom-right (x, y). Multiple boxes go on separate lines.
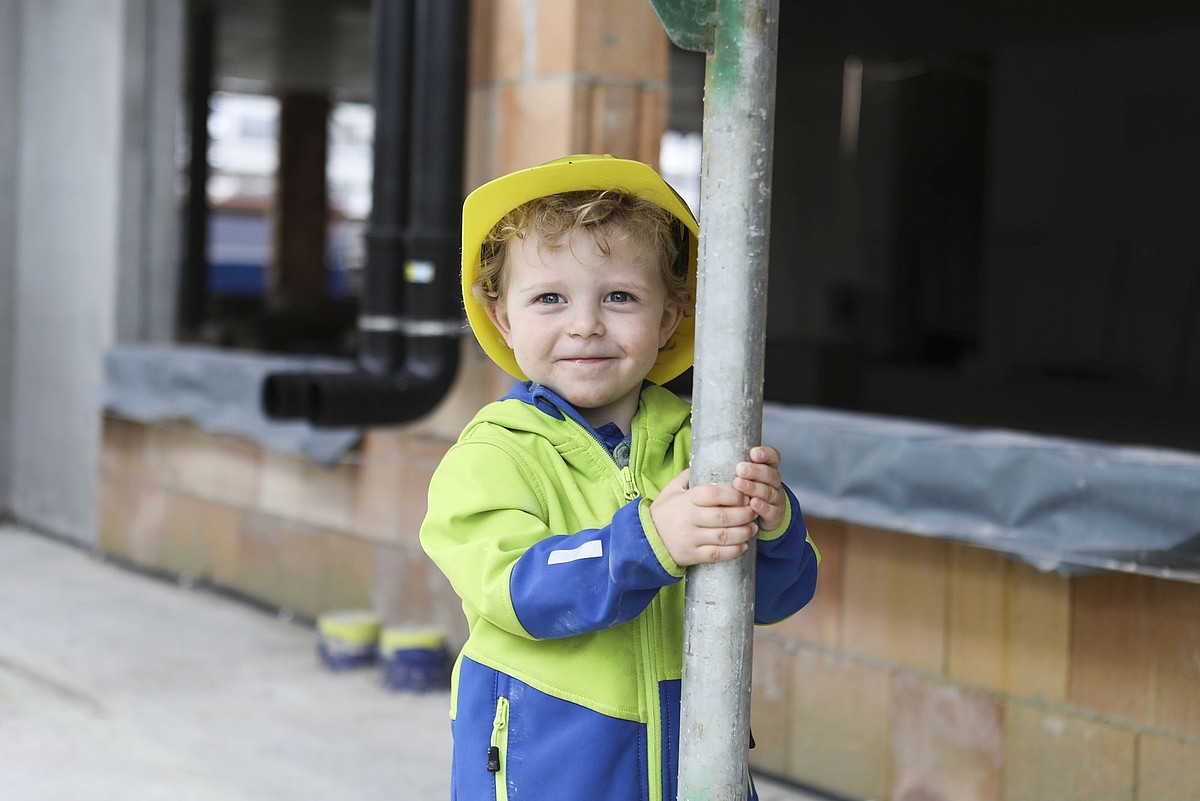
top-left (316, 610), bottom-right (381, 670)
top-left (378, 626), bottom-right (451, 692)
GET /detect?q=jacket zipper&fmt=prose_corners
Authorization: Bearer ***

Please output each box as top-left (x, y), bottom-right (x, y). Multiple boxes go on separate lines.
top-left (574, 415), bottom-right (665, 800)
top-left (488, 695), bottom-right (510, 801)
top-left (601, 425), bottom-right (665, 801)
top-left (618, 464), bottom-right (638, 501)
top-left (569, 416), bottom-right (640, 502)
top-left (642, 596), bottom-right (666, 801)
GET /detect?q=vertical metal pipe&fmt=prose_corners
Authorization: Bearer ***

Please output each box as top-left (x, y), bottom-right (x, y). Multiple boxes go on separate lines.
top-left (676, 0), bottom-right (780, 798)
top-left (178, 0), bottom-right (214, 337)
top-left (404, 0), bottom-right (469, 327)
top-left (360, 0), bottom-right (414, 375)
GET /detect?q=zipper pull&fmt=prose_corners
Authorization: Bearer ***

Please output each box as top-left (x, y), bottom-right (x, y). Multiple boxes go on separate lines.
top-left (619, 465), bottom-right (638, 501)
top-left (488, 695), bottom-right (509, 774)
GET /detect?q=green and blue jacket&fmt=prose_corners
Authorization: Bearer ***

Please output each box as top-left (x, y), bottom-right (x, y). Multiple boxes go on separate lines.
top-left (419, 382), bottom-right (819, 801)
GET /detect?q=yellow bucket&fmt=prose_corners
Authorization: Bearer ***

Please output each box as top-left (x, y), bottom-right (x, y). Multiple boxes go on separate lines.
top-left (316, 610), bottom-right (381, 670)
top-left (379, 625), bottom-right (451, 692)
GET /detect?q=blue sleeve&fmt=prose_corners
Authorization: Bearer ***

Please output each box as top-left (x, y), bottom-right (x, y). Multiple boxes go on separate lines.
top-left (509, 500), bottom-right (681, 639)
top-left (754, 485), bottom-right (819, 624)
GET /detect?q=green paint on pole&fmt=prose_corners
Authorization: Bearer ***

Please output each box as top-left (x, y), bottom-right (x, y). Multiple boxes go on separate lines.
top-left (647, 0), bottom-right (716, 52)
top-left (706, 0), bottom-right (753, 99)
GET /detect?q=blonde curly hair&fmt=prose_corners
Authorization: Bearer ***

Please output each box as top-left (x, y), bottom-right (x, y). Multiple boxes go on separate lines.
top-left (472, 189), bottom-right (692, 313)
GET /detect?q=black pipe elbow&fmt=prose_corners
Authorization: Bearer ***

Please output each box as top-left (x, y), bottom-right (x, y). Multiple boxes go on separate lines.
top-left (308, 338), bottom-right (459, 427)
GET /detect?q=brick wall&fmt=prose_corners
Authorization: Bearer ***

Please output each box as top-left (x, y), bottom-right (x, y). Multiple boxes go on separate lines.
top-left (749, 519), bottom-right (1200, 801)
top-left (98, 407), bottom-right (1195, 801)
top-left (465, 0), bottom-right (669, 185)
top-left (99, 408), bottom-right (1200, 801)
top-left (98, 413), bottom-right (463, 636)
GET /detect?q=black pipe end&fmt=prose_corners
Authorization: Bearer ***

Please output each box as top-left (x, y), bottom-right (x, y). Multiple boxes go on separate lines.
top-left (262, 372), bottom-right (318, 421)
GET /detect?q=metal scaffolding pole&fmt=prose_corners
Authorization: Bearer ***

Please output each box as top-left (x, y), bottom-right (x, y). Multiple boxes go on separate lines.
top-left (648, 1), bottom-right (780, 798)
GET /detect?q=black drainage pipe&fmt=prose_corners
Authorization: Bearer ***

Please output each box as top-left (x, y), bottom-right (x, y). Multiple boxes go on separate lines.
top-left (262, 0), bottom-right (467, 427)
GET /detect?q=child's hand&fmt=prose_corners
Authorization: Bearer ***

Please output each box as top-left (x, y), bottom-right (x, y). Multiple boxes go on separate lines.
top-left (650, 469), bottom-right (760, 566)
top-left (734, 445), bottom-right (787, 532)
top-left (648, 446), bottom-right (789, 568)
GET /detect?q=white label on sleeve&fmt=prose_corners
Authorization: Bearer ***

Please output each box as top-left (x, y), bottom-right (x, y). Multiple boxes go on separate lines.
top-left (547, 539), bottom-right (604, 565)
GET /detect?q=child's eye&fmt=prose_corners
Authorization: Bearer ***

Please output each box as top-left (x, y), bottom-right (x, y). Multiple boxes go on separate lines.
top-left (536, 293), bottom-right (563, 304)
top-left (606, 291), bottom-right (633, 303)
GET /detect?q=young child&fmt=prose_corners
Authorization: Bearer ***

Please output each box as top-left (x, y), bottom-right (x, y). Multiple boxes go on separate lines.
top-left (420, 154), bottom-right (819, 801)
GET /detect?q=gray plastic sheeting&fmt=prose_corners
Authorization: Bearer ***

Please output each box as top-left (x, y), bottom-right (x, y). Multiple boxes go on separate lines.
top-left (102, 344), bottom-right (1199, 579)
top-left (763, 403), bottom-right (1200, 580)
top-left (102, 344), bottom-right (361, 464)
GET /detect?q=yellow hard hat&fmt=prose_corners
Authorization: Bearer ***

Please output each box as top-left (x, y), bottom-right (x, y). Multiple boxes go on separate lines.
top-left (461, 154), bottom-right (699, 385)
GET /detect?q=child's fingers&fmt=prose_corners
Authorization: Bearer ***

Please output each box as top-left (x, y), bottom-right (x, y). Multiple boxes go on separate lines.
top-left (696, 541), bottom-right (751, 563)
top-left (733, 474), bottom-right (781, 504)
top-left (735, 460), bottom-right (779, 484)
top-left (684, 482), bottom-right (750, 509)
top-left (655, 484), bottom-right (762, 566)
top-left (748, 445), bottom-right (781, 468)
top-left (733, 458), bottom-right (787, 530)
top-left (694, 517), bottom-right (758, 561)
top-left (693, 502), bottom-right (758, 531)
top-left (750, 496), bottom-right (783, 524)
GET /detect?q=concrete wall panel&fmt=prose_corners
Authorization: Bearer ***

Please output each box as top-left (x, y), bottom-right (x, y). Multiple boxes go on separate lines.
top-left (0, 0), bottom-right (21, 516)
top-left (9, 0), bottom-right (181, 541)
top-left (11, 0), bottom-right (126, 541)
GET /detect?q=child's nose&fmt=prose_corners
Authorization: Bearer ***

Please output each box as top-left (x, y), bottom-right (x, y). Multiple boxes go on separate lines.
top-left (567, 305), bottom-right (605, 338)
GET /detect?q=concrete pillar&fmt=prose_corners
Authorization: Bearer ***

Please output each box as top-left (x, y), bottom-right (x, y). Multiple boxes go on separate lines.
top-left (8, 0), bottom-right (182, 542)
top-left (0, 0), bottom-right (20, 517)
top-left (10, 0), bottom-right (123, 540)
top-left (117, 0), bottom-right (184, 342)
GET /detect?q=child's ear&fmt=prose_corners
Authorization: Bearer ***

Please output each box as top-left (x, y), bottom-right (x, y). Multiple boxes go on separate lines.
top-left (658, 303), bottom-right (684, 349)
top-left (485, 303), bottom-right (515, 348)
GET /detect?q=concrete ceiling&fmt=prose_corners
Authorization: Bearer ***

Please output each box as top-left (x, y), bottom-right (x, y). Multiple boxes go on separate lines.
top-left (778, 0), bottom-right (1200, 53)
top-left (211, 0), bottom-right (373, 99)
top-left (207, 0), bottom-right (708, 131)
top-left (203, 0), bottom-right (1200, 115)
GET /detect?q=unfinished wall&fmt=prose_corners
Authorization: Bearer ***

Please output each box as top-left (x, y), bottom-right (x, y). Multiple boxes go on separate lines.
top-left (466, 0), bottom-right (669, 186)
top-left (94, 5), bottom-right (1200, 800)
top-left (99, 413), bottom-right (464, 635)
top-left (99, 405), bottom-right (1200, 801)
top-left (748, 520), bottom-right (1200, 801)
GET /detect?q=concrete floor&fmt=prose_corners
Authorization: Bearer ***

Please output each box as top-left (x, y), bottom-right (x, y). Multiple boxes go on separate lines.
top-left (0, 523), bottom-right (828, 801)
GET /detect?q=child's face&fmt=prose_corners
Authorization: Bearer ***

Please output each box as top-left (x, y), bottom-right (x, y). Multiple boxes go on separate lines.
top-left (486, 225), bottom-right (683, 430)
